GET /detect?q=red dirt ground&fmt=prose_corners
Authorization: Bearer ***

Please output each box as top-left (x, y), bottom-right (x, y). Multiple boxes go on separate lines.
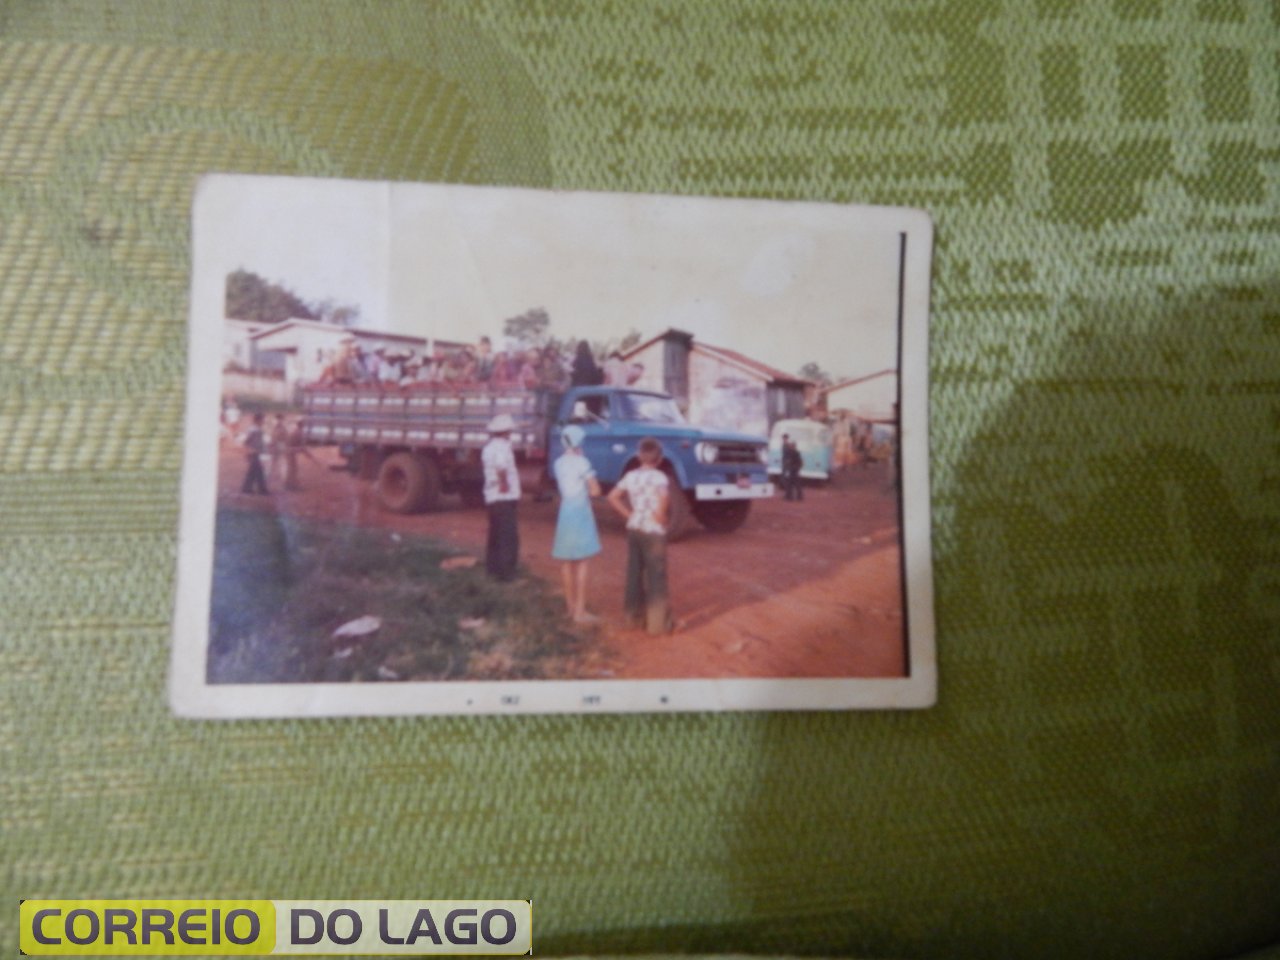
top-left (218, 443), bottom-right (906, 679)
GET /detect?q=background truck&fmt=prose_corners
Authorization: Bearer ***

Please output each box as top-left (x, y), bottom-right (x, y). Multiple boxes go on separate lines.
top-left (301, 383), bottom-right (774, 536)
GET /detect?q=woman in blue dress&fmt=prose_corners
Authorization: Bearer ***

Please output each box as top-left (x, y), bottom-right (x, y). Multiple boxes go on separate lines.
top-left (552, 425), bottom-right (602, 622)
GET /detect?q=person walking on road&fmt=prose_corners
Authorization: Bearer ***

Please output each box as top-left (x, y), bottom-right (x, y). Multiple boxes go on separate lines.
top-left (482, 413), bottom-right (522, 581)
top-left (607, 437), bottom-right (674, 635)
top-left (551, 424), bottom-right (602, 623)
top-left (781, 433), bottom-right (804, 501)
top-left (240, 412), bottom-right (270, 495)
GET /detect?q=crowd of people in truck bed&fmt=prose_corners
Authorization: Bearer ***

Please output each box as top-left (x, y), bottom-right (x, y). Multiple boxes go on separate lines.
top-left (315, 336), bottom-right (644, 392)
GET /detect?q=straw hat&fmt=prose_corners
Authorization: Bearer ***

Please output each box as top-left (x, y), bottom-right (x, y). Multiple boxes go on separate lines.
top-left (487, 413), bottom-right (516, 434)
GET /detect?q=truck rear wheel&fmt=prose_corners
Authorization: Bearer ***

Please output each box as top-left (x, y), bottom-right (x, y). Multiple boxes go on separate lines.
top-left (377, 452), bottom-right (440, 514)
top-left (458, 482), bottom-right (485, 509)
top-left (693, 499), bottom-right (751, 533)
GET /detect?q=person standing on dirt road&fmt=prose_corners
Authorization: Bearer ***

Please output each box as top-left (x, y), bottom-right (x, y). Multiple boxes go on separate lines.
top-left (781, 433), bottom-right (804, 501)
top-left (482, 413), bottom-right (522, 581)
top-left (552, 424), bottom-right (603, 623)
top-left (240, 412), bottom-right (269, 495)
top-left (607, 437), bottom-right (675, 635)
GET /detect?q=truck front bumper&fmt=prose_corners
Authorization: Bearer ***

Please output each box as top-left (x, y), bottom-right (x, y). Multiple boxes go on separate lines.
top-left (695, 481), bottom-right (775, 501)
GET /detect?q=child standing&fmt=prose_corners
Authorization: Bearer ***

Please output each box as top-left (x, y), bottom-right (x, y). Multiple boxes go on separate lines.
top-left (607, 437), bottom-right (674, 635)
top-left (551, 425), bottom-right (602, 622)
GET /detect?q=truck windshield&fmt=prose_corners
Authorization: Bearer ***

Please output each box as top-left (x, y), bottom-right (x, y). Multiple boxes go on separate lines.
top-left (617, 392), bottom-right (686, 424)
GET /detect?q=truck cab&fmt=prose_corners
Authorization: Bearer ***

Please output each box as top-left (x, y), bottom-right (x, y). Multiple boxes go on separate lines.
top-left (550, 386), bottom-right (773, 534)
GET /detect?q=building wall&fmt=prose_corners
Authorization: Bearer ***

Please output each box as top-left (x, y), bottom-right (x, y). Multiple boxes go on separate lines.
top-left (253, 326), bottom-right (348, 385)
top-left (625, 341), bottom-right (667, 395)
top-left (222, 370), bottom-right (290, 405)
top-left (625, 338), bottom-right (778, 437)
top-left (224, 319), bottom-right (267, 370)
top-left (687, 350), bottom-right (769, 437)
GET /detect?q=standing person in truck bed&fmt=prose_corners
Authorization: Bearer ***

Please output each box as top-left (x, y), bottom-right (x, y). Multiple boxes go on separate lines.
top-left (571, 340), bottom-right (603, 387)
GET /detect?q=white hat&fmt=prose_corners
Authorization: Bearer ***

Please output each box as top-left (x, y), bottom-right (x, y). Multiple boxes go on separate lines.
top-left (487, 413), bottom-right (516, 433)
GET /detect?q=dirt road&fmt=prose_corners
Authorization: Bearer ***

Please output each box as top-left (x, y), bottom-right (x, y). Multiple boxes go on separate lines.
top-left (219, 444), bottom-right (906, 679)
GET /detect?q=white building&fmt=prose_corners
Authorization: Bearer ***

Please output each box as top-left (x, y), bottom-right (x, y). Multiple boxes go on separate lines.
top-left (223, 318), bottom-right (270, 371)
top-left (247, 320), bottom-right (431, 391)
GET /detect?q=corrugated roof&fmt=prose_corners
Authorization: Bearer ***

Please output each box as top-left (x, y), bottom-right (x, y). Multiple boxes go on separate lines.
top-left (248, 319), bottom-right (426, 345)
top-left (696, 341), bottom-right (810, 385)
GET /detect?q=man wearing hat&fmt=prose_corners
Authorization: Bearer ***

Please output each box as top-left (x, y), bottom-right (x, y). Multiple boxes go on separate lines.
top-left (482, 412), bottom-right (522, 581)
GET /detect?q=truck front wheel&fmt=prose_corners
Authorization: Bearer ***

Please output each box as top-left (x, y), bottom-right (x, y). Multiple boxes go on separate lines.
top-left (377, 452), bottom-right (441, 514)
top-left (665, 481), bottom-right (694, 542)
top-left (693, 499), bottom-right (751, 533)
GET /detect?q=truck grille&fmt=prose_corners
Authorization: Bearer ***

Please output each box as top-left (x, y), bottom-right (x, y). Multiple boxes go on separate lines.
top-left (715, 443), bottom-right (762, 464)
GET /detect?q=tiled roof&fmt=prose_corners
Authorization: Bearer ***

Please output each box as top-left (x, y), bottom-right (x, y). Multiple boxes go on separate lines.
top-left (622, 327), bottom-right (811, 385)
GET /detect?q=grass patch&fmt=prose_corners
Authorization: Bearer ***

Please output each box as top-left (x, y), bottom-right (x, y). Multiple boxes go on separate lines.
top-left (208, 507), bottom-right (589, 683)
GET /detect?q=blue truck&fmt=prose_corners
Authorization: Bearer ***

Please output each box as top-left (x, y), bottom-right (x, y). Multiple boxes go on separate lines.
top-left (301, 383), bottom-right (774, 536)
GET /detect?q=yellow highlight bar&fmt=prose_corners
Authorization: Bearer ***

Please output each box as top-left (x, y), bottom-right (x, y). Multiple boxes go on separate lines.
top-left (20, 901), bottom-right (275, 955)
top-left (20, 901), bottom-right (531, 956)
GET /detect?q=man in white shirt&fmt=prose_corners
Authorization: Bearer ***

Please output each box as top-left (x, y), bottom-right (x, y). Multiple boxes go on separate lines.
top-left (602, 351), bottom-right (628, 386)
top-left (482, 413), bottom-right (522, 581)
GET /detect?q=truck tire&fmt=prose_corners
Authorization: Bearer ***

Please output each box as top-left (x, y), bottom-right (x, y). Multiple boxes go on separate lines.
top-left (665, 480), bottom-right (694, 542)
top-left (693, 499), bottom-right (751, 533)
top-left (377, 452), bottom-right (440, 514)
top-left (458, 482), bottom-right (485, 509)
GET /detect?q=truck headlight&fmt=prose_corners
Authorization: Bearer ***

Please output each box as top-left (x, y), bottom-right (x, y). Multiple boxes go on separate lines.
top-left (695, 442), bottom-right (717, 464)
top-left (757, 446), bottom-right (769, 464)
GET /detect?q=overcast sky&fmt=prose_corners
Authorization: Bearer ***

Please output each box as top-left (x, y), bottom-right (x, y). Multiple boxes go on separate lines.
top-left (206, 176), bottom-right (915, 382)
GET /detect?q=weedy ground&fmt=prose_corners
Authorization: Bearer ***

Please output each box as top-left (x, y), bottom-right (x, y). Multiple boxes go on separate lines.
top-left (208, 507), bottom-right (589, 684)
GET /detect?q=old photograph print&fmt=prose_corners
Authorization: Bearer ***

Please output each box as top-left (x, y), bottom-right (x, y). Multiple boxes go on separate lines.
top-left (171, 176), bottom-right (934, 715)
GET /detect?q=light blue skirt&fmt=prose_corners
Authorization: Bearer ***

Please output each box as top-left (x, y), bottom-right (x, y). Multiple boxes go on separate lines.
top-left (552, 494), bottom-right (602, 561)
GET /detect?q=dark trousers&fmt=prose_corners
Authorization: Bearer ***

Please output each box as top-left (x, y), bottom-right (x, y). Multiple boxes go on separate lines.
top-left (625, 530), bottom-right (671, 634)
top-left (241, 454), bottom-right (269, 494)
top-left (782, 471), bottom-right (803, 500)
top-left (486, 500), bottom-right (520, 581)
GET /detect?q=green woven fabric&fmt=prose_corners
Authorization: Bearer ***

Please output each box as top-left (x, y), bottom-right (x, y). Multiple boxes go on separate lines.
top-left (2, 2), bottom-right (1278, 958)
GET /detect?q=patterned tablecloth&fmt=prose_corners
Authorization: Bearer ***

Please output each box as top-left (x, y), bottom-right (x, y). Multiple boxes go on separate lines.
top-left (1, 2), bottom-right (1278, 958)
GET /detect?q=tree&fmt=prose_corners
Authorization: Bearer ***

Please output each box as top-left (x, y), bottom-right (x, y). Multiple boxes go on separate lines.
top-left (313, 298), bottom-right (362, 328)
top-left (798, 361), bottom-right (833, 385)
top-left (502, 307), bottom-right (552, 347)
top-left (502, 310), bottom-right (639, 364)
top-left (586, 327), bottom-right (643, 361)
top-left (225, 269), bottom-right (317, 324)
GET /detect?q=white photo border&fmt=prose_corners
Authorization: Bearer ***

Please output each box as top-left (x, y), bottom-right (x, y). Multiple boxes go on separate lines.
top-left (170, 175), bottom-right (935, 717)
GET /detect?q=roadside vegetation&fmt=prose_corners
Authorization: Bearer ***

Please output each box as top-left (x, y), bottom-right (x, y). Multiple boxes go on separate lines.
top-left (208, 508), bottom-right (589, 683)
